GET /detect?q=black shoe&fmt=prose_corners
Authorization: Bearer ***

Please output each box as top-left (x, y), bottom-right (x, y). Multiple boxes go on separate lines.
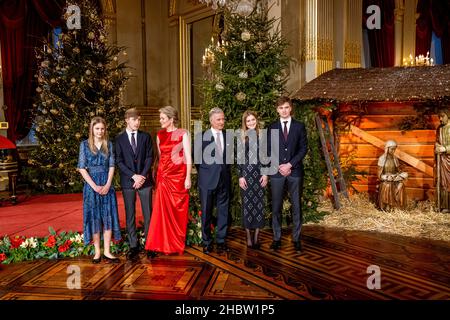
top-left (203, 245), bottom-right (213, 254)
top-left (147, 251), bottom-right (157, 258)
top-left (127, 248), bottom-right (140, 260)
top-left (293, 241), bottom-right (302, 253)
top-left (253, 242), bottom-right (261, 250)
top-left (102, 254), bottom-right (120, 263)
top-left (270, 240), bottom-right (281, 250)
top-left (92, 256), bottom-right (101, 264)
top-left (216, 243), bottom-right (229, 253)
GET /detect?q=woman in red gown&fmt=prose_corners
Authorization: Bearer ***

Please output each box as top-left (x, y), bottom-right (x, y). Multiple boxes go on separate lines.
top-left (145, 106), bottom-right (192, 255)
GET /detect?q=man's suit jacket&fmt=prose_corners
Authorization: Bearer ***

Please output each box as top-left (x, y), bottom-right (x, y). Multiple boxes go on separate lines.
top-left (268, 118), bottom-right (308, 178)
top-left (195, 129), bottom-right (231, 190)
top-left (115, 130), bottom-right (153, 189)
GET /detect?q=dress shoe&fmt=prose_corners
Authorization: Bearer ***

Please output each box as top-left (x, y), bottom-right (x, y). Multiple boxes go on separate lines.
top-left (203, 245), bottom-right (213, 254)
top-left (252, 242), bottom-right (261, 250)
top-left (92, 256), bottom-right (101, 264)
top-left (102, 254), bottom-right (120, 263)
top-left (270, 240), bottom-right (281, 250)
top-left (147, 251), bottom-right (158, 258)
top-left (127, 248), bottom-right (140, 260)
top-left (216, 243), bottom-right (229, 253)
top-left (293, 241), bottom-right (302, 253)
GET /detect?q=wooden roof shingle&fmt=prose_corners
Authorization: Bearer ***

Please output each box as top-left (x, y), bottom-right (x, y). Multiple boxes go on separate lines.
top-left (293, 65), bottom-right (450, 103)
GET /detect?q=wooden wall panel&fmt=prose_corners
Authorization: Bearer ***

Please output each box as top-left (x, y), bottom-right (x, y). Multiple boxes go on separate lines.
top-left (338, 102), bottom-right (437, 201)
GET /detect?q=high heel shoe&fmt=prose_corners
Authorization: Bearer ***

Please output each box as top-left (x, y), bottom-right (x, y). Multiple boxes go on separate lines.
top-left (102, 254), bottom-right (120, 263)
top-left (92, 256), bottom-right (101, 264)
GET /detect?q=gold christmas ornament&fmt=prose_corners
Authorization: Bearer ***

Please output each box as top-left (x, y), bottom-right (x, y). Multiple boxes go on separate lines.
top-left (73, 47), bottom-right (80, 54)
top-left (36, 87), bottom-right (42, 93)
top-left (215, 82), bottom-right (225, 91)
top-left (50, 109), bottom-right (59, 115)
top-left (63, 125), bottom-right (69, 130)
top-left (255, 42), bottom-right (264, 54)
top-left (241, 30), bottom-right (251, 41)
top-left (69, 103), bottom-right (75, 109)
top-left (46, 182), bottom-right (52, 187)
top-left (63, 148), bottom-right (68, 153)
top-left (123, 51), bottom-right (128, 56)
top-left (57, 138), bottom-right (62, 142)
top-left (113, 56), bottom-right (118, 61)
top-left (239, 71), bottom-right (248, 79)
top-left (75, 133), bottom-right (81, 139)
top-left (70, 78), bottom-right (76, 83)
top-left (50, 78), bottom-right (56, 83)
top-left (41, 109), bottom-right (48, 115)
top-left (85, 69), bottom-right (92, 75)
top-left (47, 48), bottom-right (52, 54)
top-left (235, 92), bottom-right (246, 101)
top-left (45, 119), bottom-right (52, 124)
top-left (88, 32), bottom-right (95, 40)
top-left (58, 163), bottom-right (64, 168)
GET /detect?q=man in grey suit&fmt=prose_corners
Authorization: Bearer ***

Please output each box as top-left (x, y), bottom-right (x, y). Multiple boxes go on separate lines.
top-left (268, 97), bottom-right (308, 253)
top-left (115, 108), bottom-right (154, 260)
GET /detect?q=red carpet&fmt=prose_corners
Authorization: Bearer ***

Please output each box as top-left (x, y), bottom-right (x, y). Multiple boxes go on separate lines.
top-left (0, 193), bottom-right (144, 237)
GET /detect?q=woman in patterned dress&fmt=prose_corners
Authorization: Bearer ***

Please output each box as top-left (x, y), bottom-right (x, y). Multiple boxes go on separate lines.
top-left (237, 111), bottom-right (268, 249)
top-left (77, 117), bottom-right (121, 263)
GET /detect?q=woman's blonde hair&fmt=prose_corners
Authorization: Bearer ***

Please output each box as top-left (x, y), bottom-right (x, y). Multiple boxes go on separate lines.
top-left (159, 106), bottom-right (179, 126)
top-left (241, 110), bottom-right (261, 141)
top-left (88, 117), bottom-right (109, 155)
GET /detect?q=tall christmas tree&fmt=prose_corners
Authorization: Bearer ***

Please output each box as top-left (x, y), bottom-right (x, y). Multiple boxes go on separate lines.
top-left (26, 0), bottom-right (130, 193)
top-left (199, 2), bottom-right (290, 224)
top-left (201, 3), bottom-right (289, 128)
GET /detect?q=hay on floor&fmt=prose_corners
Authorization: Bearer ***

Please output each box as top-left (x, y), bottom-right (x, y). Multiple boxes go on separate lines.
top-left (311, 193), bottom-right (450, 242)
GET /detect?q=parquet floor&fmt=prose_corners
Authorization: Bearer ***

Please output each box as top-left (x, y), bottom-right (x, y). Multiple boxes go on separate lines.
top-left (0, 226), bottom-right (449, 300)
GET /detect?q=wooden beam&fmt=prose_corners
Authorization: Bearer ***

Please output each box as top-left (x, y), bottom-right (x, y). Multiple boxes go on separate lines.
top-left (350, 125), bottom-right (434, 177)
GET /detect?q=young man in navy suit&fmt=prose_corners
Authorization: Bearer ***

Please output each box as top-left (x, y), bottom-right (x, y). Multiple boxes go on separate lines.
top-left (268, 96), bottom-right (308, 253)
top-left (194, 108), bottom-right (231, 254)
top-left (115, 108), bottom-right (154, 260)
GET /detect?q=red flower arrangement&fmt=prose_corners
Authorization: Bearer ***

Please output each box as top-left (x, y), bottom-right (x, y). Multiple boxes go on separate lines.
top-left (0, 253), bottom-right (6, 262)
top-left (58, 240), bottom-right (72, 253)
top-left (45, 235), bottom-right (56, 248)
top-left (9, 236), bottom-right (24, 249)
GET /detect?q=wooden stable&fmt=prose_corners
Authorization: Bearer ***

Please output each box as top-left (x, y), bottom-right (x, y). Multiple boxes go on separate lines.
top-left (294, 65), bottom-right (450, 202)
top-left (339, 102), bottom-right (437, 201)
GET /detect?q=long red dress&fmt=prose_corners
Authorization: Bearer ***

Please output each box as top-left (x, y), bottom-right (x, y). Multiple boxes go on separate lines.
top-left (145, 129), bottom-right (189, 254)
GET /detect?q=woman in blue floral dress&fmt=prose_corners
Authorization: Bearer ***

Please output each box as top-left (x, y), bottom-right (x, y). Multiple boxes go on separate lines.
top-left (77, 117), bottom-right (121, 263)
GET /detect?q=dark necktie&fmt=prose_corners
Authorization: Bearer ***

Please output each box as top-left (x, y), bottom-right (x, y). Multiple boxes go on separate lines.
top-left (283, 121), bottom-right (288, 141)
top-left (131, 132), bottom-right (137, 154)
top-left (216, 132), bottom-right (223, 157)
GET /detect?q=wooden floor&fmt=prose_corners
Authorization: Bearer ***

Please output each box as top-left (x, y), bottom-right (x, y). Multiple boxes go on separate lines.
top-left (0, 225), bottom-right (449, 300)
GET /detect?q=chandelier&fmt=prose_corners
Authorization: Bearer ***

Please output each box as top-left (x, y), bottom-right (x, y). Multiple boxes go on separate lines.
top-left (198, 0), bottom-right (257, 16)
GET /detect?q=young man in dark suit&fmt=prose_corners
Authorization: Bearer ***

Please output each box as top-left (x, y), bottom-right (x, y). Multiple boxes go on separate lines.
top-left (194, 107), bottom-right (231, 254)
top-left (115, 108), bottom-right (154, 260)
top-left (268, 96), bottom-right (308, 253)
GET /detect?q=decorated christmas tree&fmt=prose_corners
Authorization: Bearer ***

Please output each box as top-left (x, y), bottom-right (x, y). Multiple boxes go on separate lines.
top-left (25, 0), bottom-right (130, 193)
top-left (201, 3), bottom-right (289, 129)
top-left (199, 2), bottom-right (290, 224)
